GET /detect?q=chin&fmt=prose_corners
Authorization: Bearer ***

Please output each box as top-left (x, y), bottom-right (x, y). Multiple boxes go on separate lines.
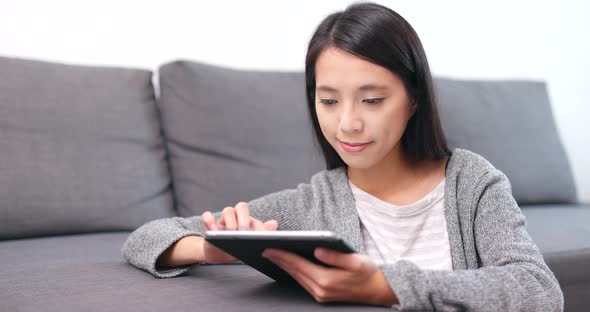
top-left (340, 157), bottom-right (374, 170)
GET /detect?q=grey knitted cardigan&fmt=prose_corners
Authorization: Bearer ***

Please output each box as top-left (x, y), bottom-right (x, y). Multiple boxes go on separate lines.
top-left (122, 149), bottom-right (563, 311)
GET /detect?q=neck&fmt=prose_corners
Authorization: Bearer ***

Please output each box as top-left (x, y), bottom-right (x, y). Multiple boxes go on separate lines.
top-left (346, 144), bottom-right (420, 196)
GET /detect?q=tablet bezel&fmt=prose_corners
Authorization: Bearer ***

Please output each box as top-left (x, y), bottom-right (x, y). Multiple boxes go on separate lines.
top-left (204, 230), bottom-right (357, 283)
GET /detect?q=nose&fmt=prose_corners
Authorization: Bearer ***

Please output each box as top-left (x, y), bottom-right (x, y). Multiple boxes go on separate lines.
top-left (339, 103), bottom-right (363, 134)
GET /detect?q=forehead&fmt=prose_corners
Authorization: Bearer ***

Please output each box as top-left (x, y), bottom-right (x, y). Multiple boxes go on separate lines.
top-left (315, 46), bottom-right (398, 90)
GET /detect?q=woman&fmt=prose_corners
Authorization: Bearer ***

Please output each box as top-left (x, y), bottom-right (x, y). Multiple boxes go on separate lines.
top-left (122, 2), bottom-right (563, 310)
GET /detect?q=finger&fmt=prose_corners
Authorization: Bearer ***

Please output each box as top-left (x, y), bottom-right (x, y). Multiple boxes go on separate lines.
top-left (263, 220), bottom-right (278, 231)
top-left (314, 248), bottom-right (372, 272)
top-left (201, 211), bottom-right (217, 231)
top-left (221, 207), bottom-right (237, 230)
top-left (234, 202), bottom-right (251, 230)
top-left (218, 207), bottom-right (229, 227)
top-left (273, 259), bottom-right (324, 301)
top-left (250, 217), bottom-right (265, 231)
top-left (263, 249), bottom-right (323, 281)
top-left (267, 252), bottom-right (328, 302)
top-left (293, 271), bottom-right (331, 303)
top-left (250, 218), bottom-right (278, 231)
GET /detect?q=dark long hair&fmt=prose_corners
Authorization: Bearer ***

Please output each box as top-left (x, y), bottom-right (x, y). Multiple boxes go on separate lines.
top-left (305, 2), bottom-right (450, 170)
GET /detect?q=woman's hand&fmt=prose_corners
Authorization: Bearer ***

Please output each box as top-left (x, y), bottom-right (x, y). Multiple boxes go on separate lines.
top-left (200, 202), bottom-right (278, 264)
top-left (262, 247), bottom-right (398, 306)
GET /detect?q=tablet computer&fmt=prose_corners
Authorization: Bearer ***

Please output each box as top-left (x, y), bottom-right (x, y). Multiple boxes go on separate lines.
top-left (204, 231), bottom-right (357, 283)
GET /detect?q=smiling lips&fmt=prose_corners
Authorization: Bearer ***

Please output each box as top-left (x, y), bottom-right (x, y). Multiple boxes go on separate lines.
top-left (339, 140), bottom-right (372, 152)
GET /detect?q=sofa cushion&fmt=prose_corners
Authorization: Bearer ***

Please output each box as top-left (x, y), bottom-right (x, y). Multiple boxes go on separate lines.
top-left (0, 232), bottom-right (389, 311)
top-left (521, 204), bottom-right (590, 311)
top-left (157, 60), bottom-right (576, 215)
top-left (158, 61), bottom-right (324, 217)
top-left (0, 56), bottom-right (175, 240)
top-left (1, 227), bottom-right (587, 311)
top-left (435, 78), bottom-right (577, 205)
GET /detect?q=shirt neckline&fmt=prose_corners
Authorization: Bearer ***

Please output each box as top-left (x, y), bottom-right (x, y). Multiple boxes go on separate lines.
top-left (349, 178), bottom-right (446, 217)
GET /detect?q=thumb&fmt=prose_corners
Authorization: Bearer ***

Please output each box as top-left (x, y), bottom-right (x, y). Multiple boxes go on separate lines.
top-left (314, 248), bottom-right (371, 272)
top-left (263, 220), bottom-right (278, 231)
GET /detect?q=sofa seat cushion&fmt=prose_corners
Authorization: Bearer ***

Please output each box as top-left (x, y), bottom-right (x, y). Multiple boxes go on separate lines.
top-left (521, 204), bottom-right (590, 311)
top-left (2, 209), bottom-right (587, 312)
top-left (0, 233), bottom-right (389, 311)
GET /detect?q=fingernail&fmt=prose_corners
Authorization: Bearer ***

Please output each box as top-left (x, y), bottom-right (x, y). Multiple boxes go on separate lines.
top-left (211, 224), bottom-right (218, 231)
top-left (316, 248), bottom-right (326, 258)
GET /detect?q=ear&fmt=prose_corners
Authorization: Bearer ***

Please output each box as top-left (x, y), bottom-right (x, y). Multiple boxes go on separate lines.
top-left (409, 100), bottom-right (417, 116)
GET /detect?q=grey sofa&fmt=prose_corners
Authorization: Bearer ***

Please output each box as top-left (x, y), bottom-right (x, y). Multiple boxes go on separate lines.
top-left (1, 56), bottom-right (588, 311)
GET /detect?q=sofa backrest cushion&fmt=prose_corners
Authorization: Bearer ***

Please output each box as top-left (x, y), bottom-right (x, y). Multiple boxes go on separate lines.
top-left (435, 78), bottom-right (577, 204)
top-left (157, 60), bottom-right (324, 217)
top-left (0, 56), bottom-right (175, 240)
top-left (157, 60), bottom-right (577, 217)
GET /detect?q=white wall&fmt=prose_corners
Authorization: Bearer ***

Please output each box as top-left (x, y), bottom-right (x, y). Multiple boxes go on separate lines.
top-left (1, 0), bottom-right (588, 202)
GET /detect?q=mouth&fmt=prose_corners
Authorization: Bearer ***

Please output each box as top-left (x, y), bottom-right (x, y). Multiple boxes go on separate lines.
top-left (339, 140), bottom-right (372, 152)
top-left (341, 141), bottom-right (370, 146)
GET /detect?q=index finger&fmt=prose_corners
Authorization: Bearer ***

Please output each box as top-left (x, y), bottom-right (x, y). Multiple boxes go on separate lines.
top-left (263, 249), bottom-right (324, 274)
top-left (201, 211), bottom-right (218, 231)
top-left (262, 249), bottom-right (327, 287)
top-left (235, 202), bottom-right (251, 230)
top-left (314, 248), bottom-right (371, 272)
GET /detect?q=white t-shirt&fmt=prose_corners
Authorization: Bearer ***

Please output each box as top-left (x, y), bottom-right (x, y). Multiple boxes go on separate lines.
top-left (349, 178), bottom-right (453, 271)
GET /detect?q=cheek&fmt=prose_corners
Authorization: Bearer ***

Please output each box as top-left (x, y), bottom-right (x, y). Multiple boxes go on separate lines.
top-left (315, 107), bottom-right (333, 136)
top-left (377, 108), bottom-right (408, 140)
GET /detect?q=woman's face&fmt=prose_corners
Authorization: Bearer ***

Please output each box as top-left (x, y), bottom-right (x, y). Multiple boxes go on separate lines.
top-left (314, 46), bottom-right (416, 169)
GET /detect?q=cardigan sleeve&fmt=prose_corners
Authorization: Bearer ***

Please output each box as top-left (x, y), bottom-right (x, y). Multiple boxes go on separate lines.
top-left (378, 169), bottom-right (564, 311)
top-left (121, 180), bottom-right (315, 278)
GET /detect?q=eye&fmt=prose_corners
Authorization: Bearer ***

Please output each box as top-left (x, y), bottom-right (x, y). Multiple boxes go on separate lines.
top-left (319, 99), bottom-right (337, 105)
top-left (363, 98), bottom-right (384, 105)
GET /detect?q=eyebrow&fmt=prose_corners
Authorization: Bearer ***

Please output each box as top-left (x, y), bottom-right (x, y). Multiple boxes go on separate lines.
top-left (316, 84), bottom-right (389, 92)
